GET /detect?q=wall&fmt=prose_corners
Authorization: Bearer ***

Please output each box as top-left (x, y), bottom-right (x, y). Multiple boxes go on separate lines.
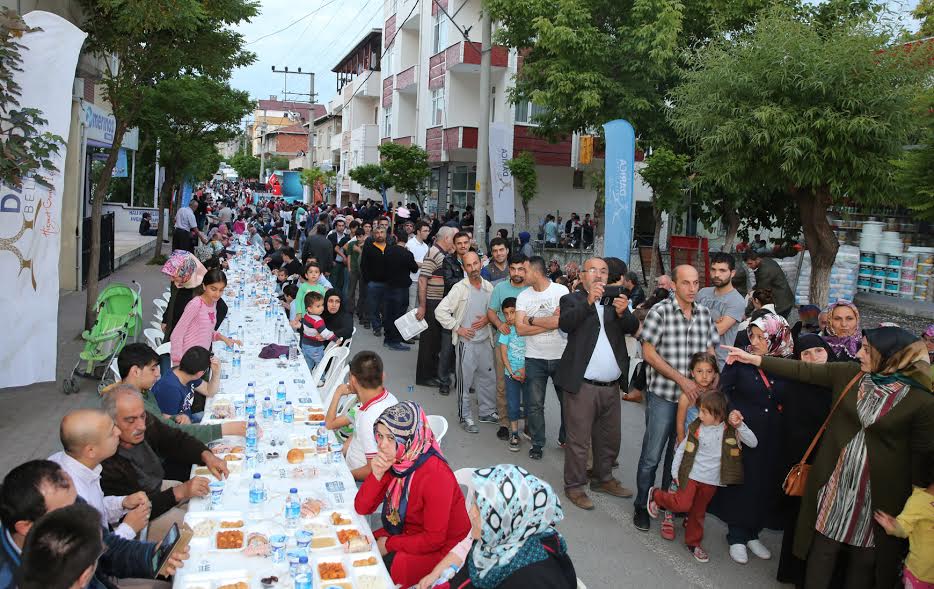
top-left (274, 133), bottom-right (309, 155)
top-left (102, 203), bottom-right (167, 235)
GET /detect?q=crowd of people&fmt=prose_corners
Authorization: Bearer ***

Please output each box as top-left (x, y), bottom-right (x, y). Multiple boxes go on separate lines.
top-left (4, 182), bottom-right (934, 589)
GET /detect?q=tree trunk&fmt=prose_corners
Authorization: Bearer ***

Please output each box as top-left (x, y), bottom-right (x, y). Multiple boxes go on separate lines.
top-left (722, 203), bottom-right (740, 252)
top-left (85, 123), bottom-right (129, 330)
top-left (648, 195), bottom-right (663, 285)
top-left (153, 164), bottom-right (178, 258)
top-left (795, 187), bottom-right (837, 308)
top-left (522, 200), bottom-right (530, 234)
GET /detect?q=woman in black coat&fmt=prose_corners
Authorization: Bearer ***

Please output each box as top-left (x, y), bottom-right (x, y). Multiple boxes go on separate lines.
top-left (709, 312), bottom-right (794, 564)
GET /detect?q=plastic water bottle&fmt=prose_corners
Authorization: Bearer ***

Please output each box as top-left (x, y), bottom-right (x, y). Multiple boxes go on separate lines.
top-left (276, 380), bottom-right (287, 404)
top-left (316, 427), bottom-right (328, 457)
top-left (293, 556), bottom-right (312, 589)
top-left (432, 564), bottom-right (460, 587)
top-left (232, 351), bottom-right (242, 378)
top-left (283, 401), bottom-right (294, 424)
top-left (246, 419), bottom-right (258, 452)
top-left (245, 393), bottom-right (257, 419)
top-left (249, 473), bottom-right (264, 504)
top-left (262, 396), bottom-right (273, 419)
top-left (246, 381), bottom-right (256, 401)
top-left (285, 487), bottom-right (300, 528)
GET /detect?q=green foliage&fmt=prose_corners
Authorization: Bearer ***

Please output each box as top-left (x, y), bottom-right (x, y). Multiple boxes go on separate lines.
top-left (0, 9), bottom-right (63, 189)
top-left (914, 0), bottom-right (934, 38)
top-left (185, 141), bottom-right (223, 182)
top-left (229, 149), bottom-right (260, 179)
top-left (893, 88), bottom-right (934, 221)
top-left (349, 164), bottom-right (388, 193)
top-left (506, 152), bottom-right (538, 205)
top-left (300, 167), bottom-right (336, 187)
top-left (378, 143), bottom-right (430, 198)
top-left (639, 148), bottom-right (689, 216)
top-left (265, 155), bottom-right (290, 172)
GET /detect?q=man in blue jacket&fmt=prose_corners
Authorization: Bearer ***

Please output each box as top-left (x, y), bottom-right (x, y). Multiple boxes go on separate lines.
top-left (0, 460), bottom-right (186, 589)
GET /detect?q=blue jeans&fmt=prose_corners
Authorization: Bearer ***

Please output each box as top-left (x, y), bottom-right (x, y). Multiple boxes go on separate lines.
top-left (301, 343), bottom-right (326, 372)
top-left (635, 390), bottom-right (678, 507)
top-left (382, 286), bottom-right (408, 344)
top-left (523, 358), bottom-right (566, 449)
top-left (505, 375), bottom-right (524, 422)
top-left (367, 281), bottom-right (385, 332)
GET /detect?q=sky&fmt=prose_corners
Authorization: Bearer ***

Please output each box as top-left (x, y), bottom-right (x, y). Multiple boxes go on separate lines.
top-left (228, 0), bottom-right (925, 122)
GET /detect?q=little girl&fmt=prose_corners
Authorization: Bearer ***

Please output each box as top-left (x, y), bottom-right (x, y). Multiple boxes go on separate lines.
top-left (874, 457), bottom-right (934, 589)
top-left (647, 390), bottom-right (758, 563)
top-left (169, 268), bottom-right (241, 365)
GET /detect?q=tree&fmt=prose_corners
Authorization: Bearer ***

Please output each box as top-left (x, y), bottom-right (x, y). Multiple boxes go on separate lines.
top-left (229, 149), bottom-right (260, 180)
top-left (265, 155), bottom-right (290, 172)
top-left (912, 0), bottom-right (933, 38)
top-left (348, 143), bottom-right (430, 203)
top-left (77, 0), bottom-right (257, 329)
top-left (639, 148), bottom-right (689, 284)
top-left (670, 6), bottom-right (929, 306)
top-left (300, 166), bottom-right (337, 203)
top-left (506, 152), bottom-right (538, 230)
top-left (893, 87), bottom-right (934, 221)
top-left (349, 163), bottom-right (389, 194)
top-left (0, 8), bottom-right (63, 189)
top-left (140, 75), bottom-right (251, 259)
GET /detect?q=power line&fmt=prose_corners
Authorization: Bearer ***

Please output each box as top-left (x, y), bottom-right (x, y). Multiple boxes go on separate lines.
top-left (245, 0), bottom-right (342, 46)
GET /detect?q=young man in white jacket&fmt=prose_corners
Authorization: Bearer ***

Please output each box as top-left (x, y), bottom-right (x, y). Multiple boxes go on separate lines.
top-left (435, 251), bottom-right (496, 433)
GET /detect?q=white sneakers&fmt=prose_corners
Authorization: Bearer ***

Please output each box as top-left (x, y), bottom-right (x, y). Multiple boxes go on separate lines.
top-left (729, 544), bottom-right (748, 564)
top-left (746, 539), bottom-right (772, 560)
top-left (729, 540), bottom-right (772, 564)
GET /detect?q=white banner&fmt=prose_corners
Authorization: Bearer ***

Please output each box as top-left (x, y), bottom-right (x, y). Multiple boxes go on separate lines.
top-left (488, 122), bottom-right (515, 224)
top-left (0, 12), bottom-right (86, 388)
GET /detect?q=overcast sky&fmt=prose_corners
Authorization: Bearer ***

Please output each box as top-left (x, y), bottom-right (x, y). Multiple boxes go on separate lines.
top-left (229, 0), bottom-right (924, 121)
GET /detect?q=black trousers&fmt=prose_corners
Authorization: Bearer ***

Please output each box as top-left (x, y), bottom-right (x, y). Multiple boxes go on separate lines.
top-left (804, 532), bottom-right (875, 589)
top-left (172, 227), bottom-right (193, 252)
top-left (416, 299), bottom-right (441, 383)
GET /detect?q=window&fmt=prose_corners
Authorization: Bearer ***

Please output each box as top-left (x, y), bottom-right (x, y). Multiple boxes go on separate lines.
top-left (514, 100), bottom-right (546, 125)
top-left (573, 169), bottom-right (585, 189)
top-left (432, 10), bottom-right (448, 54)
top-left (383, 45), bottom-right (393, 74)
top-left (383, 106), bottom-right (392, 138)
top-left (430, 88), bottom-right (444, 126)
top-left (450, 165), bottom-right (476, 212)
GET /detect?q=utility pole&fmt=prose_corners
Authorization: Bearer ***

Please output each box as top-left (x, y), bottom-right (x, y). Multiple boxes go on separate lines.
top-left (474, 10), bottom-right (492, 251)
top-left (259, 119), bottom-right (268, 182)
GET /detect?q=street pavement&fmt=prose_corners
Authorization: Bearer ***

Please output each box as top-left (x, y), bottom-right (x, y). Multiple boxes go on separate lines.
top-left (0, 255), bottom-right (788, 588)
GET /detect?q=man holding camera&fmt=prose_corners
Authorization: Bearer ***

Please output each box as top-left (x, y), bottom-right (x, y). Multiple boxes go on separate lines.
top-left (556, 257), bottom-right (640, 511)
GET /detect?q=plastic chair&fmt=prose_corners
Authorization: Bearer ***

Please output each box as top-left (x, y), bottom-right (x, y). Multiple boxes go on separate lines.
top-left (453, 466), bottom-right (475, 500)
top-left (153, 298), bottom-right (167, 316)
top-left (143, 328), bottom-right (163, 349)
top-left (149, 321), bottom-right (163, 332)
top-left (310, 345), bottom-right (349, 387)
top-left (321, 365), bottom-right (350, 407)
top-left (161, 291), bottom-right (171, 302)
top-left (155, 342), bottom-right (171, 357)
top-left (428, 415), bottom-right (449, 444)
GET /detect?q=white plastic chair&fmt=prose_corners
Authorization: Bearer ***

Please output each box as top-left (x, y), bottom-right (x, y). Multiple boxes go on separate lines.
top-left (153, 298), bottom-right (167, 315)
top-left (310, 345), bottom-right (349, 387)
top-left (161, 291), bottom-right (171, 302)
top-left (428, 415), bottom-right (449, 445)
top-left (149, 321), bottom-right (163, 332)
top-left (155, 342), bottom-right (171, 357)
top-left (453, 466), bottom-right (475, 500)
top-left (321, 365), bottom-right (350, 407)
top-left (143, 328), bottom-right (164, 349)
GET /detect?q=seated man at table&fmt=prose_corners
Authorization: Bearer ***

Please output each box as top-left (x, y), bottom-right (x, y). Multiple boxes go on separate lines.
top-left (0, 459), bottom-right (188, 589)
top-left (151, 346), bottom-right (219, 424)
top-left (100, 384), bottom-right (228, 542)
top-left (343, 351), bottom-right (398, 482)
top-left (115, 343), bottom-right (246, 443)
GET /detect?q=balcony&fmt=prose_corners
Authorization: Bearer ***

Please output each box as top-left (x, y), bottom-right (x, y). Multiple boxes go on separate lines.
top-left (395, 65), bottom-right (418, 94)
top-left (398, 0), bottom-right (419, 29)
top-left (342, 73), bottom-right (381, 104)
top-left (330, 133), bottom-right (342, 152)
top-left (445, 41), bottom-right (509, 73)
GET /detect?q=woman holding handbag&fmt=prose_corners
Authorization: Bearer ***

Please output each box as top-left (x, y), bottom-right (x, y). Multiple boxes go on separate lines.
top-left (723, 326), bottom-right (934, 589)
top-left (709, 312), bottom-right (794, 565)
top-left (776, 334), bottom-right (835, 587)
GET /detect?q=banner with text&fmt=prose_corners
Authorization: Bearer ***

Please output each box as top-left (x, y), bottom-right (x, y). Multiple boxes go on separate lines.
top-left (488, 122), bottom-right (515, 225)
top-left (603, 120), bottom-right (636, 265)
top-left (0, 12), bottom-right (86, 388)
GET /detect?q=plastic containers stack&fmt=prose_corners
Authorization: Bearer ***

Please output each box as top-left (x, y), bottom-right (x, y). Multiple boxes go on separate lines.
top-left (857, 221), bottom-right (884, 294)
top-left (793, 245), bottom-right (860, 305)
top-left (910, 247), bottom-right (934, 301)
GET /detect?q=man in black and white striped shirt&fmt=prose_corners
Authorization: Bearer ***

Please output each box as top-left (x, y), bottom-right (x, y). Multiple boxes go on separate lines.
top-left (633, 265), bottom-right (718, 533)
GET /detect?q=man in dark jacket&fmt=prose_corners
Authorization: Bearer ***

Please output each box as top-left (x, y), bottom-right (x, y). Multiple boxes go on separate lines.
top-left (382, 231), bottom-right (420, 351)
top-left (742, 251), bottom-right (794, 317)
top-left (0, 459), bottom-right (185, 589)
top-left (556, 257), bottom-right (640, 511)
top-left (100, 385), bottom-right (228, 542)
top-left (301, 222), bottom-right (335, 273)
top-left (360, 226), bottom-right (390, 338)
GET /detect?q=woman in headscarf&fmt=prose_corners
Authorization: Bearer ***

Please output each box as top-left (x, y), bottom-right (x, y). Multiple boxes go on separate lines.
top-left (724, 327), bottom-right (934, 589)
top-left (922, 324), bottom-right (934, 364)
top-left (709, 312), bottom-right (794, 565)
top-left (161, 251), bottom-right (206, 339)
top-left (820, 300), bottom-right (861, 362)
top-left (518, 232), bottom-right (533, 259)
top-left (437, 465), bottom-right (577, 589)
top-left (322, 288), bottom-right (354, 342)
top-left (354, 401), bottom-right (471, 588)
top-left (776, 334), bottom-right (835, 587)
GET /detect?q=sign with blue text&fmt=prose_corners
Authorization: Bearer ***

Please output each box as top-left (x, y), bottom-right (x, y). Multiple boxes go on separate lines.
top-left (603, 120), bottom-right (636, 264)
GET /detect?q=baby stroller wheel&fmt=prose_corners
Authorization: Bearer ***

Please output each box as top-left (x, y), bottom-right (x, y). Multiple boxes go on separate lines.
top-left (62, 378), bottom-right (78, 395)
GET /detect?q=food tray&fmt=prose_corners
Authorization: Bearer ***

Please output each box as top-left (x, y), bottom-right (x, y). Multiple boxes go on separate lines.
top-left (314, 555), bottom-right (351, 588)
top-left (177, 568), bottom-right (251, 589)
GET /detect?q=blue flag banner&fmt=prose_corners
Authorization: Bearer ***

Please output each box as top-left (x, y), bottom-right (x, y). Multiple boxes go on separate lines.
top-left (113, 148), bottom-right (128, 178)
top-left (181, 180), bottom-right (193, 208)
top-left (603, 119), bottom-right (636, 265)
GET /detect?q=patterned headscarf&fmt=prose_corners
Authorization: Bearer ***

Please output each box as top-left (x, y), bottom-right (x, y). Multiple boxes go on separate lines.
top-left (373, 401), bottom-right (444, 535)
top-left (822, 300), bottom-right (862, 361)
top-left (863, 327), bottom-right (932, 392)
top-left (468, 465), bottom-right (566, 589)
top-left (747, 312), bottom-right (794, 358)
top-left (160, 250), bottom-right (206, 289)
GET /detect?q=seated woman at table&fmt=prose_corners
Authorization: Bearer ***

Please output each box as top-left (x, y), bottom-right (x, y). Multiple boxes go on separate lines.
top-left (422, 464), bottom-right (577, 589)
top-left (354, 401), bottom-right (471, 588)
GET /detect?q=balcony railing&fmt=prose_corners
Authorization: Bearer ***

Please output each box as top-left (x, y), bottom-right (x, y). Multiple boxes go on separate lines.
top-left (445, 41), bottom-right (508, 73)
top-left (395, 65), bottom-right (417, 94)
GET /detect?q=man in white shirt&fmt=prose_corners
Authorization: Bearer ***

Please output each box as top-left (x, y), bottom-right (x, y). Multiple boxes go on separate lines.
top-left (343, 352), bottom-right (399, 481)
top-left (405, 220), bottom-right (431, 310)
top-left (515, 255), bottom-right (570, 460)
top-left (172, 199), bottom-right (200, 252)
top-left (48, 409), bottom-right (151, 539)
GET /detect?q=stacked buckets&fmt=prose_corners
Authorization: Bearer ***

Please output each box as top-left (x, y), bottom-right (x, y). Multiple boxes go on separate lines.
top-left (910, 247), bottom-right (934, 301)
top-left (858, 222), bottom-right (932, 300)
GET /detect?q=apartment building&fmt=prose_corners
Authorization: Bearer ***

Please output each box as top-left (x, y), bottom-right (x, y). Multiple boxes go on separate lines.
top-left (310, 111), bottom-right (342, 170)
top-left (377, 0), bottom-right (636, 232)
top-left (250, 97), bottom-right (325, 156)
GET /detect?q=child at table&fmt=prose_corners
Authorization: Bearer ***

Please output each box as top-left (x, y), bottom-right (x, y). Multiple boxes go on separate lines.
top-left (292, 260), bottom-right (332, 319)
top-left (291, 290), bottom-right (335, 371)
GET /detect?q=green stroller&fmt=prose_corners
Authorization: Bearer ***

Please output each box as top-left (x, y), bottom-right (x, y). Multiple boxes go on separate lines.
top-left (63, 280), bottom-right (142, 394)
